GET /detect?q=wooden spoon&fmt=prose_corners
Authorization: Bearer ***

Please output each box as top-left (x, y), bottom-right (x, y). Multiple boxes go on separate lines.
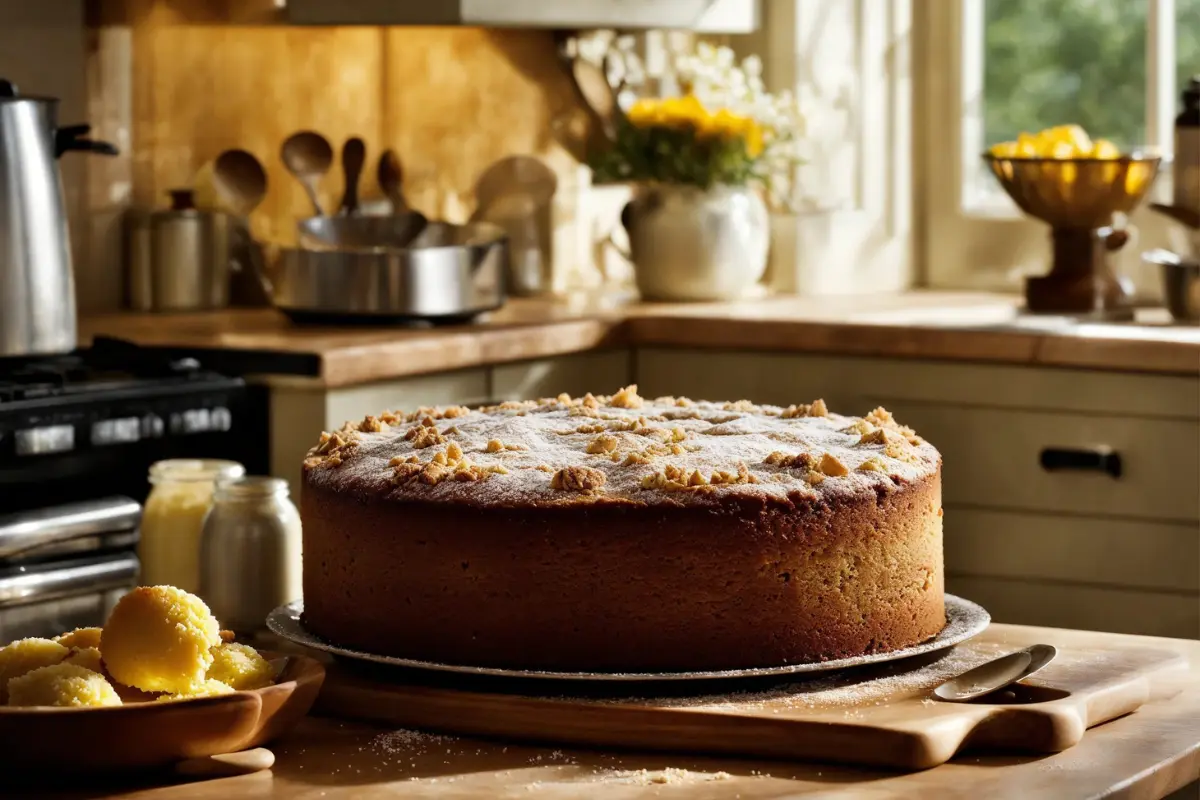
top-left (571, 56), bottom-right (622, 141)
top-left (377, 149), bottom-right (407, 214)
top-left (213, 150), bottom-right (268, 216)
top-left (281, 131), bottom-right (333, 217)
top-left (339, 137), bottom-right (366, 216)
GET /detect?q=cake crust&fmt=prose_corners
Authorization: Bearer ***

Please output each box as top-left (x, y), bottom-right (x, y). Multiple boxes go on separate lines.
top-left (300, 387), bottom-right (945, 672)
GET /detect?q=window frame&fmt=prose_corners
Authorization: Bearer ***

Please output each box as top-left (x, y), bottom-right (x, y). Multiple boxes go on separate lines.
top-left (917, 0), bottom-right (1183, 291)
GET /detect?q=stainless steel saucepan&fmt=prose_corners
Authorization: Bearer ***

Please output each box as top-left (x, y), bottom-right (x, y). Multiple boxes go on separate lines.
top-left (254, 220), bottom-right (508, 324)
top-left (297, 212), bottom-right (428, 251)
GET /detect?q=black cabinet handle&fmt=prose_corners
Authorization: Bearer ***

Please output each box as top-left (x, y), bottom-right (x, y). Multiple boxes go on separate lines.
top-left (1039, 447), bottom-right (1122, 479)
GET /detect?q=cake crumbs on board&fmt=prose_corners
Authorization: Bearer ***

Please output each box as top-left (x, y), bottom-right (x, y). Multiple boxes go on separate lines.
top-left (369, 728), bottom-right (456, 755)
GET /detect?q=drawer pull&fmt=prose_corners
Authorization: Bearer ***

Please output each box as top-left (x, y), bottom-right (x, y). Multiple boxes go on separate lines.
top-left (1039, 447), bottom-right (1122, 479)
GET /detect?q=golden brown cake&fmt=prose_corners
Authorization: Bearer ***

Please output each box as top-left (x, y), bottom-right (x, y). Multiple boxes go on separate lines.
top-left (300, 386), bottom-right (944, 672)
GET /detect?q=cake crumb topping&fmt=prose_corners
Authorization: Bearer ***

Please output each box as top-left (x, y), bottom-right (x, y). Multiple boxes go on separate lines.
top-left (609, 385), bottom-right (644, 409)
top-left (405, 418), bottom-right (446, 449)
top-left (303, 391), bottom-right (940, 508)
top-left (550, 466), bottom-right (606, 492)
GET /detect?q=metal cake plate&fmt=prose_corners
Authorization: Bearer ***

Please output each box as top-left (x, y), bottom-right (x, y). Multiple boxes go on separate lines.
top-left (266, 594), bottom-right (990, 683)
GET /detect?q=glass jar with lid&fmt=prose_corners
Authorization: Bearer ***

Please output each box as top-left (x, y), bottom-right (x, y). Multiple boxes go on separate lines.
top-left (200, 476), bottom-right (302, 634)
top-left (140, 459), bottom-right (245, 592)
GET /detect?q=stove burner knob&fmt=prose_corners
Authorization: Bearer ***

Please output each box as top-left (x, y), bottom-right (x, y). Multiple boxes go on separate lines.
top-left (141, 413), bottom-right (165, 439)
top-left (210, 407), bottom-right (232, 432)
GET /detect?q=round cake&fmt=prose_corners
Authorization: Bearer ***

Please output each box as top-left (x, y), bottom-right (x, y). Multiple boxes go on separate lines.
top-left (300, 386), bottom-right (944, 672)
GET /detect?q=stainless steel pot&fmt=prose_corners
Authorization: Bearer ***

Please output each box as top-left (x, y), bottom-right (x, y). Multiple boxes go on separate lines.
top-left (0, 79), bottom-right (117, 356)
top-left (1144, 248), bottom-right (1200, 323)
top-left (296, 211), bottom-right (428, 251)
top-left (126, 190), bottom-right (238, 311)
top-left (261, 221), bottom-right (508, 324)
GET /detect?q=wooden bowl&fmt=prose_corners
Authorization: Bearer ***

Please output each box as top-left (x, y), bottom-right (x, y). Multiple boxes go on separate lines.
top-left (0, 652), bottom-right (324, 774)
top-left (983, 154), bottom-right (1161, 228)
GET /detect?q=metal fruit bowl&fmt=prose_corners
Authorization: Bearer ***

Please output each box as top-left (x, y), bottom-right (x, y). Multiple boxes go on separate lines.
top-left (983, 154), bottom-right (1162, 228)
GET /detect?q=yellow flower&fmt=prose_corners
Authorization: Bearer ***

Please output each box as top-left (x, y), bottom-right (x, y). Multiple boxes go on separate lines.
top-left (699, 108), bottom-right (765, 157)
top-left (624, 94), bottom-right (766, 157)
top-left (742, 118), bottom-right (766, 157)
top-left (627, 98), bottom-right (662, 127)
top-left (628, 94), bottom-right (712, 129)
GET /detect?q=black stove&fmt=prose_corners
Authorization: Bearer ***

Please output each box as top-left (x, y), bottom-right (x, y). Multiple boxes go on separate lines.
top-left (0, 337), bottom-right (263, 512)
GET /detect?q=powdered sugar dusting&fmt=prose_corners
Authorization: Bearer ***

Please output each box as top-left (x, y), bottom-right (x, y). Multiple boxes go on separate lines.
top-left (370, 728), bottom-right (456, 755)
top-left (303, 389), bottom-right (941, 508)
top-left (596, 767), bottom-right (735, 785)
top-left (561, 641), bottom-right (1014, 711)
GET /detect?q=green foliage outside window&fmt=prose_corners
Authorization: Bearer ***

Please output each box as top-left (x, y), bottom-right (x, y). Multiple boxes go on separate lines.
top-left (983, 0), bottom-right (1200, 148)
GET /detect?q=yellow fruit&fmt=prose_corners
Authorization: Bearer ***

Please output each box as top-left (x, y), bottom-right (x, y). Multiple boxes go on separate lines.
top-left (0, 638), bottom-right (69, 703)
top-left (55, 627), bottom-right (103, 650)
top-left (6, 663), bottom-right (121, 708)
top-left (1015, 133), bottom-right (1039, 157)
top-left (1054, 124), bottom-right (1093, 155)
top-left (1048, 140), bottom-right (1078, 159)
top-left (157, 679), bottom-right (235, 702)
top-left (100, 585), bottom-right (221, 694)
top-left (1091, 139), bottom-right (1121, 159)
top-left (207, 643), bottom-right (275, 691)
top-left (63, 647), bottom-right (105, 674)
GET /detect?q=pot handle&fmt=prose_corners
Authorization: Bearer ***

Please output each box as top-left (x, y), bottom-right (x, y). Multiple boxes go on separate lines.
top-left (0, 79), bottom-right (16, 98)
top-left (55, 124), bottom-right (119, 158)
top-left (231, 221), bottom-right (274, 298)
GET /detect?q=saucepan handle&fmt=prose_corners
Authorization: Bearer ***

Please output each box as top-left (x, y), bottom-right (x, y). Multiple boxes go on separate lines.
top-left (55, 124), bottom-right (119, 158)
top-left (231, 221), bottom-right (275, 298)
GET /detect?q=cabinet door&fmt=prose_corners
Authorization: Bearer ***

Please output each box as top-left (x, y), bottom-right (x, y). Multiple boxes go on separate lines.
top-left (876, 401), bottom-right (1199, 523)
top-left (947, 576), bottom-right (1199, 640)
top-left (492, 351), bottom-right (632, 401)
top-left (634, 348), bottom-right (868, 411)
top-left (270, 368), bottom-right (490, 497)
top-left (638, 347), bottom-right (1199, 419)
top-left (946, 508), bottom-right (1198, 593)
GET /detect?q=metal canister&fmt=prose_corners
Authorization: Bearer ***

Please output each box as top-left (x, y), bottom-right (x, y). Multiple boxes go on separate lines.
top-left (199, 476), bottom-right (302, 634)
top-left (125, 190), bottom-right (235, 311)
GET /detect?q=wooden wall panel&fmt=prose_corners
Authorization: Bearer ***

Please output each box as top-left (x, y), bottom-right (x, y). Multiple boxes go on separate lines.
top-left (378, 27), bottom-right (581, 220)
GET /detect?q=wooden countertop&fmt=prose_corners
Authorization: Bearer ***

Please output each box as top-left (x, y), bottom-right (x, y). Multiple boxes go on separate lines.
top-left (79, 292), bottom-right (1200, 387)
top-left (44, 624), bottom-right (1200, 800)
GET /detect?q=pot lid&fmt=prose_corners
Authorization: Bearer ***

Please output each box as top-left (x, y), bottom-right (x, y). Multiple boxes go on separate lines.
top-left (0, 78), bottom-right (59, 105)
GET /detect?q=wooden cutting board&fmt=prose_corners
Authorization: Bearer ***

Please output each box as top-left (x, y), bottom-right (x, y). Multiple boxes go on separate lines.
top-left (311, 640), bottom-right (1187, 771)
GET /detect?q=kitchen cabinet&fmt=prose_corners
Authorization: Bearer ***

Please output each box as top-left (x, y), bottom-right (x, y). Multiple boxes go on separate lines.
top-left (634, 346), bottom-right (1200, 639)
top-left (493, 350), bottom-right (631, 402)
top-left (263, 343), bottom-right (1198, 639)
top-left (269, 368), bottom-right (491, 498)
top-left (269, 351), bottom-right (629, 497)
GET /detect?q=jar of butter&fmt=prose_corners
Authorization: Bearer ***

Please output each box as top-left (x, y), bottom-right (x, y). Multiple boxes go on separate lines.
top-left (140, 459), bottom-right (245, 592)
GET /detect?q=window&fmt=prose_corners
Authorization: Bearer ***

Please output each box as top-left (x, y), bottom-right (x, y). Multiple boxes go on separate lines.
top-left (920, 0), bottom-right (1200, 290)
